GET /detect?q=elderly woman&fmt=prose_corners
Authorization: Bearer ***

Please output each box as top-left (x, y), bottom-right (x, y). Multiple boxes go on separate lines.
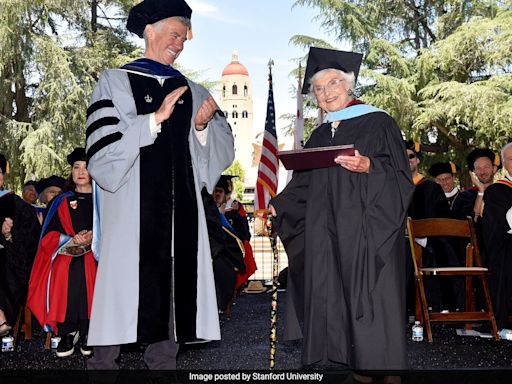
top-left (0, 153), bottom-right (41, 337)
top-left (269, 48), bottom-right (414, 380)
top-left (28, 148), bottom-right (97, 358)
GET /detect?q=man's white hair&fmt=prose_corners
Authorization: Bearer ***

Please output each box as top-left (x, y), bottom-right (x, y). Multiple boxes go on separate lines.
top-left (143, 16), bottom-right (191, 45)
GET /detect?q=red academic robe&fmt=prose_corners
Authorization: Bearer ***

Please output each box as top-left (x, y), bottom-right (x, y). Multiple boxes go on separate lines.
top-left (27, 194), bottom-right (97, 333)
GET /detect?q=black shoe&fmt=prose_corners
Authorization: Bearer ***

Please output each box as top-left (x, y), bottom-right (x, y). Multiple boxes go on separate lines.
top-left (80, 334), bottom-right (93, 356)
top-left (56, 331), bottom-right (79, 357)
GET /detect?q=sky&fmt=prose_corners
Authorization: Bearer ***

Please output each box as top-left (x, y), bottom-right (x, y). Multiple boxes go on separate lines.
top-left (173, 0), bottom-right (339, 145)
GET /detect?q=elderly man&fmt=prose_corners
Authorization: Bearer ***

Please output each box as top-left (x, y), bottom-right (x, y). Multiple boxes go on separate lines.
top-left (85, 0), bottom-right (234, 369)
top-left (481, 142), bottom-right (512, 330)
top-left (428, 161), bottom-right (461, 210)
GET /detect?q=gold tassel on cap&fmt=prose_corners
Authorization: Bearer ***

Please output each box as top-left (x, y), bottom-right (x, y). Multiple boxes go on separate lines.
top-left (494, 152), bottom-right (500, 167)
top-left (187, 26), bottom-right (193, 40)
top-left (6, 161), bottom-right (10, 174)
top-left (450, 162), bottom-right (457, 174)
top-left (414, 142), bottom-right (420, 153)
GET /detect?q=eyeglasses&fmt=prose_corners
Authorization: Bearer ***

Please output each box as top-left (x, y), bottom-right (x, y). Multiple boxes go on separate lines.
top-left (407, 153), bottom-right (417, 159)
top-left (313, 78), bottom-right (345, 94)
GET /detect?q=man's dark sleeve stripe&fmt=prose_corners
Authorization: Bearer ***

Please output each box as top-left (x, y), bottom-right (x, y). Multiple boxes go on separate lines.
top-left (87, 132), bottom-right (123, 161)
top-left (86, 116), bottom-right (121, 139)
top-left (87, 99), bottom-right (115, 118)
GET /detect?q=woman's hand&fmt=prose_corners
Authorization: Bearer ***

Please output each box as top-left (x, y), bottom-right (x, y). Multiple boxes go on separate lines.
top-left (71, 230), bottom-right (93, 246)
top-left (335, 149), bottom-right (370, 173)
top-left (268, 204), bottom-right (277, 217)
top-left (1, 218), bottom-right (13, 241)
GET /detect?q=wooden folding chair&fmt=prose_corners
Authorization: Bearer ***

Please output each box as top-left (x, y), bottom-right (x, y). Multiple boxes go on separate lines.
top-left (407, 217), bottom-right (499, 342)
top-left (12, 305), bottom-right (33, 345)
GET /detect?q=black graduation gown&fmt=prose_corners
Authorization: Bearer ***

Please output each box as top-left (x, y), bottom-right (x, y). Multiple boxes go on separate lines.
top-left (271, 111), bottom-right (414, 369)
top-left (0, 194), bottom-right (41, 325)
top-left (481, 181), bottom-right (512, 329)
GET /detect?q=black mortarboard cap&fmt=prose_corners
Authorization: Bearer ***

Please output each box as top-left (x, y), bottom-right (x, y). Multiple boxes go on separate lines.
top-left (405, 139), bottom-right (422, 156)
top-left (302, 47), bottom-right (363, 94)
top-left (67, 147), bottom-right (87, 166)
top-left (428, 162), bottom-right (459, 177)
top-left (35, 175), bottom-right (66, 195)
top-left (127, 0), bottom-right (192, 38)
top-left (0, 153), bottom-right (7, 174)
top-left (466, 148), bottom-right (501, 171)
top-left (216, 175), bottom-right (236, 193)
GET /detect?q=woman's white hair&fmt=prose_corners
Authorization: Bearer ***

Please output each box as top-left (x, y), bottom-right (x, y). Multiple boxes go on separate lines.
top-left (308, 68), bottom-right (356, 97)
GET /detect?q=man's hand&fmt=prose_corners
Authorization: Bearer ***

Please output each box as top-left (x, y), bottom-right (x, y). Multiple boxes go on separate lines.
top-left (195, 96), bottom-right (217, 131)
top-left (470, 171), bottom-right (485, 192)
top-left (154, 86), bottom-right (188, 125)
top-left (268, 204), bottom-right (277, 217)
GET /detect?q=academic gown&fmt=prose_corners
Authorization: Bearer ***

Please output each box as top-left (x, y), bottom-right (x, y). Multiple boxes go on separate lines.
top-left (85, 66), bottom-right (234, 345)
top-left (27, 192), bottom-right (97, 334)
top-left (481, 179), bottom-right (512, 329)
top-left (0, 193), bottom-right (40, 325)
top-left (271, 110), bottom-right (414, 369)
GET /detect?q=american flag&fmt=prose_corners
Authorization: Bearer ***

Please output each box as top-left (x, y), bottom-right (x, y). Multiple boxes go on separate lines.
top-left (254, 62), bottom-right (278, 219)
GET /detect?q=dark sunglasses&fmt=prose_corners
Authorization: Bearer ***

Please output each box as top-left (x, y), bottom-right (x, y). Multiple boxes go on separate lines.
top-left (408, 153), bottom-right (417, 159)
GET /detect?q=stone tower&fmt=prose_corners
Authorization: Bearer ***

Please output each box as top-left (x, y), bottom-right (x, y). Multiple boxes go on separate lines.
top-left (218, 50), bottom-right (255, 197)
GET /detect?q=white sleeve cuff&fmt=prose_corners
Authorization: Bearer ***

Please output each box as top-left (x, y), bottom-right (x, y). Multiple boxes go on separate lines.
top-left (194, 126), bottom-right (208, 146)
top-left (149, 113), bottom-right (161, 139)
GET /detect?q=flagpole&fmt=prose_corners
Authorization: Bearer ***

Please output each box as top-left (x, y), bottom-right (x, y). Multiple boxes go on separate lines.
top-left (294, 63), bottom-right (304, 150)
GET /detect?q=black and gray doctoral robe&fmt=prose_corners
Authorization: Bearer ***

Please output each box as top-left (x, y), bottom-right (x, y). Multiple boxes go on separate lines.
top-left (271, 110), bottom-right (414, 370)
top-left (85, 67), bottom-right (234, 346)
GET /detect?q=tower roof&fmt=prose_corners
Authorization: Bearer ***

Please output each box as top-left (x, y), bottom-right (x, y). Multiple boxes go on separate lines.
top-left (222, 49), bottom-right (249, 76)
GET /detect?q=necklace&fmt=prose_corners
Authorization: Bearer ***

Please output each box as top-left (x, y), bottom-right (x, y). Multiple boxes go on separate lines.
top-left (330, 121), bottom-right (341, 138)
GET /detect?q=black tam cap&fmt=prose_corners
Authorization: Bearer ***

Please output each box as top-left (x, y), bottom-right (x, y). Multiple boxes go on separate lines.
top-left (67, 148), bottom-right (87, 166)
top-left (302, 47), bottom-right (363, 94)
top-left (0, 153), bottom-right (7, 174)
top-left (216, 175), bottom-right (236, 193)
top-left (466, 148), bottom-right (501, 171)
top-left (127, 0), bottom-right (192, 38)
top-left (428, 162), bottom-right (459, 177)
top-left (405, 139), bottom-right (422, 156)
top-left (35, 175), bottom-right (66, 195)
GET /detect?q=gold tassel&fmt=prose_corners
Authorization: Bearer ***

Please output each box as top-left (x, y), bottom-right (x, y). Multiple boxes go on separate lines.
top-left (414, 142), bottom-right (420, 153)
top-left (494, 152), bottom-right (501, 167)
top-left (450, 162), bottom-right (456, 174)
top-left (187, 26), bottom-right (193, 40)
top-left (6, 161), bottom-right (10, 174)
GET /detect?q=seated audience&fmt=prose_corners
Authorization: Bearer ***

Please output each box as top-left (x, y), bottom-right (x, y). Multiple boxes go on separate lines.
top-left (0, 153), bottom-right (41, 337)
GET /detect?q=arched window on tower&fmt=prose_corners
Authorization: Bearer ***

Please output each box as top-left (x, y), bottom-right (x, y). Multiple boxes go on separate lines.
top-left (222, 85), bottom-right (226, 97)
top-left (232, 84), bottom-right (238, 95)
top-left (243, 85), bottom-right (248, 96)
top-left (242, 111), bottom-right (248, 118)
top-left (232, 111), bottom-right (238, 119)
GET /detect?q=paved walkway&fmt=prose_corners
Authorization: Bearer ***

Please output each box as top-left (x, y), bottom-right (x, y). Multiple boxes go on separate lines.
top-left (1, 289), bottom-right (512, 383)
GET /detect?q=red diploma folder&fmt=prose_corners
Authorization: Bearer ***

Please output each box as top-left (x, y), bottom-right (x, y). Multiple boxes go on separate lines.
top-left (278, 144), bottom-right (355, 170)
